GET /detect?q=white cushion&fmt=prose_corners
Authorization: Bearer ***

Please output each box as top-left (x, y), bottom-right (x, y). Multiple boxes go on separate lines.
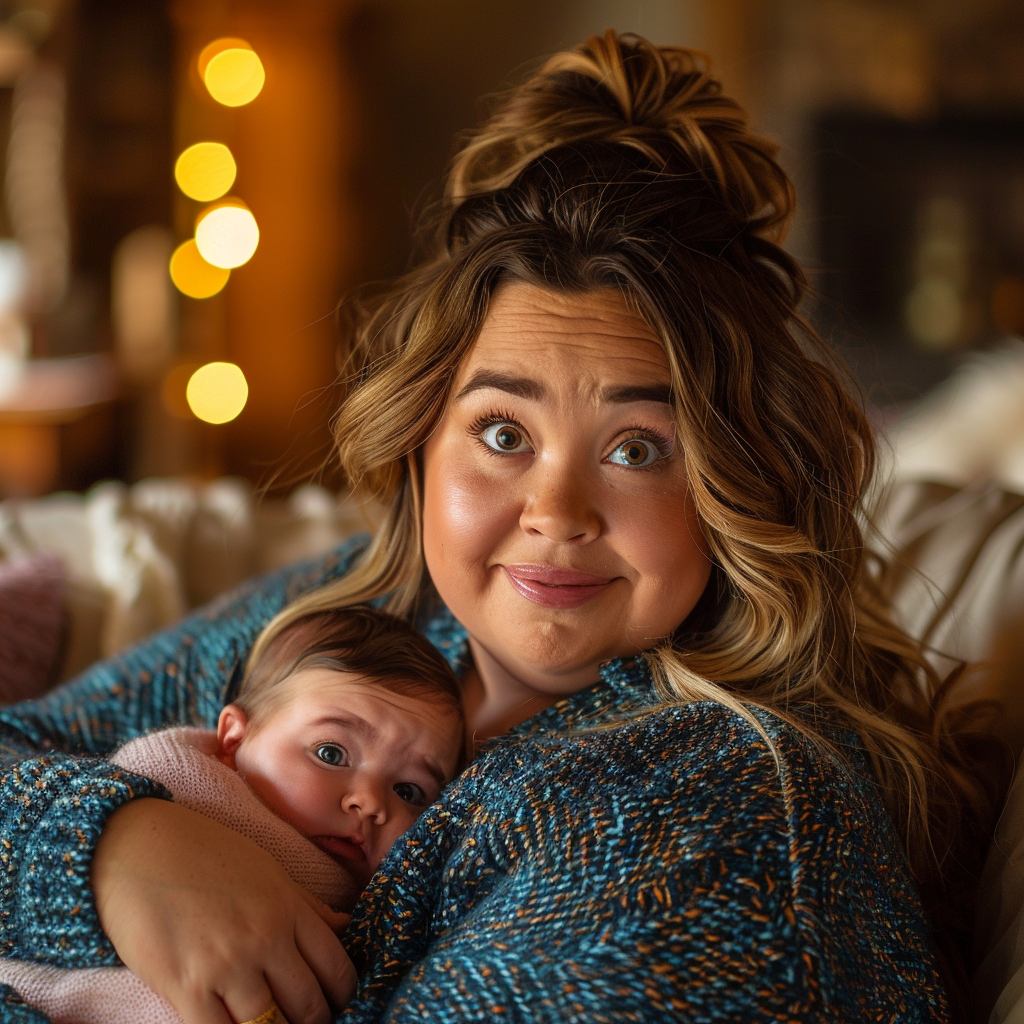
top-left (0, 478), bottom-right (380, 679)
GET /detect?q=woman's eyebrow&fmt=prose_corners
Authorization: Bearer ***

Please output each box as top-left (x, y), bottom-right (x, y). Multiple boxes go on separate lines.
top-left (454, 369), bottom-right (544, 401)
top-left (601, 383), bottom-right (673, 404)
top-left (454, 371), bottom-right (672, 406)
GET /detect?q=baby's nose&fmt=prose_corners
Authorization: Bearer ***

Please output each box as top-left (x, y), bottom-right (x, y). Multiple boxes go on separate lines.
top-left (343, 776), bottom-right (388, 820)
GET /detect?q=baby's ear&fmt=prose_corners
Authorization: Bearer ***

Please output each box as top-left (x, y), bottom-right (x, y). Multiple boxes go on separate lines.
top-left (216, 704), bottom-right (249, 768)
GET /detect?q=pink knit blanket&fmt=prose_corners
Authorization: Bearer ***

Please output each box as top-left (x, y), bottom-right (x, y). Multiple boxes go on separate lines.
top-left (0, 727), bottom-right (361, 1024)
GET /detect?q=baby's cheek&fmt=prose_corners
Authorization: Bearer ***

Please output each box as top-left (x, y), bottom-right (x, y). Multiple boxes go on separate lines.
top-left (384, 808), bottom-right (423, 852)
top-left (250, 765), bottom-right (328, 837)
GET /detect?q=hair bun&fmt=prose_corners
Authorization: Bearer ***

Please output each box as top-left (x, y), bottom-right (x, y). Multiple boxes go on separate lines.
top-left (448, 30), bottom-right (793, 241)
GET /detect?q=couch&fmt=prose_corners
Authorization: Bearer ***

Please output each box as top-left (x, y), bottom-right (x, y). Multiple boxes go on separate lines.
top-left (0, 471), bottom-right (1023, 1022)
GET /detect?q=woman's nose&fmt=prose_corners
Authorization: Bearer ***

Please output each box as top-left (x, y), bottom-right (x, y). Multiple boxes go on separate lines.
top-left (518, 458), bottom-right (601, 543)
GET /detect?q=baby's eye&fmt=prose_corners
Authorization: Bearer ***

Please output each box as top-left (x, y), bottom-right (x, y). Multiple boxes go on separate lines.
top-left (480, 422), bottom-right (531, 454)
top-left (316, 743), bottom-right (347, 767)
top-left (393, 781), bottom-right (428, 807)
top-left (607, 438), bottom-right (663, 468)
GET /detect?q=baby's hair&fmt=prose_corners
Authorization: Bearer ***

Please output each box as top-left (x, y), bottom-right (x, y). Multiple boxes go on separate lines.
top-left (236, 605), bottom-right (462, 727)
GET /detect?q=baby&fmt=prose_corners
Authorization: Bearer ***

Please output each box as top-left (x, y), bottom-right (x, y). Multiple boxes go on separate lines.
top-left (210, 603), bottom-right (464, 895)
top-left (0, 605), bottom-right (464, 1024)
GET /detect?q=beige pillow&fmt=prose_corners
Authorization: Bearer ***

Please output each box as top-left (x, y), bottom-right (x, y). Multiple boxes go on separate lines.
top-left (873, 479), bottom-right (1024, 750)
top-left (975, 768), bottom-right (1024, 1023)
top-left (872, 479), bottom-right (1024, 1022)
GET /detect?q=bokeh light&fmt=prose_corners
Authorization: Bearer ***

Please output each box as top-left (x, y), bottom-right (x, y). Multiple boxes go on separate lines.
top-left (195, 202), bottom-right (259, 269)
top-left (186, 362), bottom-right (248, 424)
top-left (174, 142), bottom-right (236, 202)
top-left (200, 38), bottom-right (265, 107)
top-left (197, 37), bottom-right (252, 77)
top-left (169, 239), bottom-right (231, 298)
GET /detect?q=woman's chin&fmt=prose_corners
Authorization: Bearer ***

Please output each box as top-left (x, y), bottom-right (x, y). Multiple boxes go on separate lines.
top-left (490, 622), bottom-right (629, 689)
top-left (453, 586), bottom-right (642, 690)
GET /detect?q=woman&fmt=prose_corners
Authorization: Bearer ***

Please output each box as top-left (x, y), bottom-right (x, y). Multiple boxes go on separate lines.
top-left (0, 32), bottom-right (995, 1024)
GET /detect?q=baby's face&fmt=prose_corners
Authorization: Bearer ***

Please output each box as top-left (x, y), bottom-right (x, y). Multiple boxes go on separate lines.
top-left (217, 667), bottom-right (462, 889)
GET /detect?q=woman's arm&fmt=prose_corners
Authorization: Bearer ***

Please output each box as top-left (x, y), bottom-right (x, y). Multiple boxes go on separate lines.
top-left (0, 536), bottom-right (369, 970)
top-left (0, 753), bottom-right (170, 966)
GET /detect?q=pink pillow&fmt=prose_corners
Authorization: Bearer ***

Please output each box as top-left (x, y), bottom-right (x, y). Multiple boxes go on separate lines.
top-left (0, 555), bottom-right (66, 706)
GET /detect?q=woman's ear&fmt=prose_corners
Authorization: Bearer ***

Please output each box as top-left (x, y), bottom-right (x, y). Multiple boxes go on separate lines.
top-left (216, 704), bottom-right (249, 769)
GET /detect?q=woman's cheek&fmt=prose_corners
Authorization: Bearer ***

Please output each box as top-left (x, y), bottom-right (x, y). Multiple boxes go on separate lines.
top-left (606, 481), bottom-right (711, 629)
top-left (423, 447), bottom-right (518, 587)
top-left (630, 494), bottom-right (702, 572)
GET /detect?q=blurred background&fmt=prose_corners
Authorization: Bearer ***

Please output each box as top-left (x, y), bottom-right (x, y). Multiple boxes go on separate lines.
top-left (0, 0), bottom-right (1021, 499)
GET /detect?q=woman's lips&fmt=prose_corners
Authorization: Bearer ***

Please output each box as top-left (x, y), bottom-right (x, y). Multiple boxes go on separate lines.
top-left (502, 564), bottom-right (616, 609)
top-left (312, 835), bottom-right (367, 864)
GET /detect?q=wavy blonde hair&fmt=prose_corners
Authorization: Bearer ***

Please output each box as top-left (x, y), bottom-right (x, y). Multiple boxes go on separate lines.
top-left (252, 31), bottom-right (1002, 1000)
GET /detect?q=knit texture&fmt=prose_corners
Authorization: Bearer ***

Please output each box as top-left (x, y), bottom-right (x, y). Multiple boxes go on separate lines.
top-left (341, 660), bottom-right (951, 1023)
top-left (0, 536), bottom-right (951, 1022)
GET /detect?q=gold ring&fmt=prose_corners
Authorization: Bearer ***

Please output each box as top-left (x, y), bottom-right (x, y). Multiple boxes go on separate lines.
top-left (240, 1003), bottom-right (283, 1024)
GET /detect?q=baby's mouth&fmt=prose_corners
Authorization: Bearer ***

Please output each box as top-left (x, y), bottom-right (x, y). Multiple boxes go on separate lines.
top-left (311, 834), bottom-right (367, 865)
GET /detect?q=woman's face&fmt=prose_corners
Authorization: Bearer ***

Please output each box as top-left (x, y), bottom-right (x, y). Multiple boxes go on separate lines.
top-left (422, 282), bottom-right (712, 697)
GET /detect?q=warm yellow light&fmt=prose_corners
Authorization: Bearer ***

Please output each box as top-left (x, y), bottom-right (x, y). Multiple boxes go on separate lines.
top-left (169, 239), bottom-right (230, 298)
top-left (174, 142), bottom-right (236, 202)
top-left (195, 203), bottom-right (259, 269)
top-left (197, 37), bottom-right (252, 77)
top-left (202, 41), bottom-right (265, 107)
top-left (186, 362), bottom-right (248, 424)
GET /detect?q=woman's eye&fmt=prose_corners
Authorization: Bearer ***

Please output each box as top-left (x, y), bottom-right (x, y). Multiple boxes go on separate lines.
top-left (480, 422), bottom-right (531, 454)
top-left (315, 744), bottom-right (347, 767)
top-left (393, 781), bottom-right (428, 807)
top-left (607, 438), bottom-right (662, 468)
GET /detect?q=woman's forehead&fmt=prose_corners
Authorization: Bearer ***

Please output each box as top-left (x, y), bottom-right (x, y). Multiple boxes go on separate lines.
top-left (463, 282), bottom-right (669, 382)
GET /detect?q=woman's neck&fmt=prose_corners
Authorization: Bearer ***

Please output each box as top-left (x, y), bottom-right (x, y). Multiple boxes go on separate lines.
top-left (461, 637), bottom-right (575, 748)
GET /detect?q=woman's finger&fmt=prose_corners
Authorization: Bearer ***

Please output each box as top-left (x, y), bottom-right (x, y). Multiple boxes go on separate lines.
top-left (220, 977), bottom-right (289, 1024)
top-left (260, 947), bottom-right (334, 1024)
top-left (292, 900), bottom-right (359, 1011)
top-left (297, 887), bottom-right (352, 932)
top-left (170, 989), bottom-right (237, 1024)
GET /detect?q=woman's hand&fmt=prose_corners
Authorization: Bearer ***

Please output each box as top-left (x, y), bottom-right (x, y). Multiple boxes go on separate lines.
top-left (92, 798), bottom-right (356, 1024)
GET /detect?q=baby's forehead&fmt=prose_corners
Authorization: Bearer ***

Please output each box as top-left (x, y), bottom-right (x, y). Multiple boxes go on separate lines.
top-left (280, 667), bottom-right (462, 740)
top-left (282, 665), bottom-right (418, 698)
